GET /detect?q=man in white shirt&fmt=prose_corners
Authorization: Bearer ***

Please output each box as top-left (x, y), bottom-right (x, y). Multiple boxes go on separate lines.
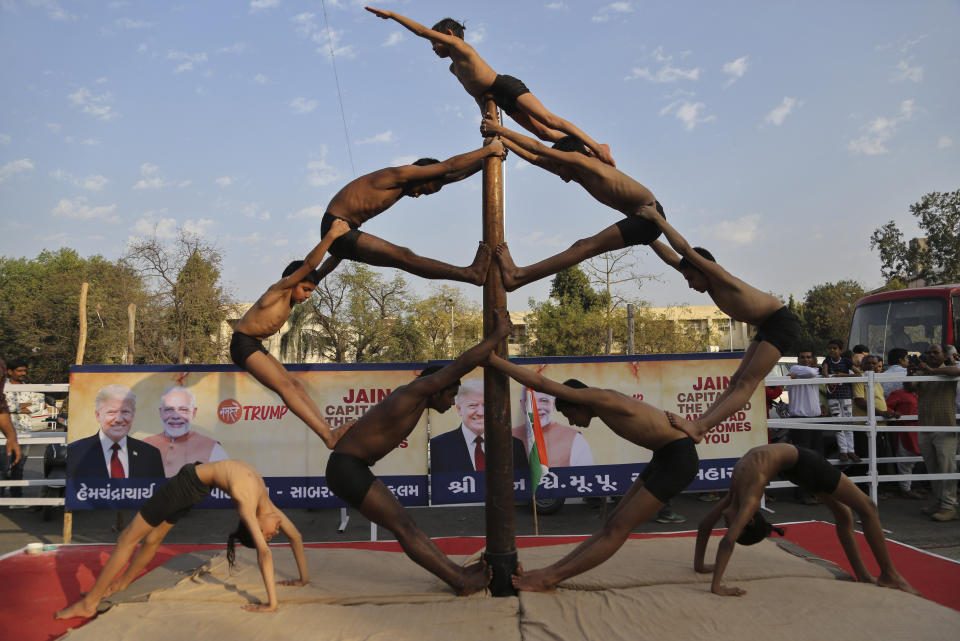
top-left (787, 348), bottom-right (826, 504)
top-left (881, 348), bottom-right (909, 398)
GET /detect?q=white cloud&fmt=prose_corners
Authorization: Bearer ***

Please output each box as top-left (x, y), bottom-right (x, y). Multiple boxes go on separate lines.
top-left (0, 134), bottom-right (10, 145)
top-left (847, 99), bottom-right (915, 155)
top-left (0, 158), bottom-right (35, 182)
top-left (51, 196), bottom-right (119, 222)
top-left (764, 96), bottom-right (799, 126)
top-left (27, 0), bottom-right (75, 21)
top-left (215, 176), bottom-right (234, 187)
top-left (68, 87), bottom-right (118, 121)
top-left (891, 58), bottom-right (923, 83)
top-left (252, 73), bottom-right (268, 84)
top-left (466, 24), bottom-right (486, 46)
top-left (390, 155), bottom-right (418, 166)
top-left (182, 218), bottom-right (214, 236)
top-left (115, 17), bottom-right (152, 29)
top-left (216, 42), bottom-right (246, 55)
top-left (289, 97), bottom-right (319, 114)
top-left (249, 0), bottom-right (279, 13)
top-left (659, 100), bottom-right (715, 131)
top-left (722, 55), bottom-right (749, 87)
top-left (545, 2), bottom-right (566, 9)
top-left (80, 137), bottom-right (100, 146)
top-left (167, 49), bottom-right (208, 73)
top-left (625, 47), bottom-right (699, 83)
top-left (132, 162), bottom-right (174, 189)
top-left (51, 169), bottom-right (109, 191)
top-left (937, 136), bottom-right (953, 149)
top-left (293, 13), bottom-right (355, 60)
top-left (306, 146), bottom-right (341, 186)
top-left (46, 122), bottom-right (62, 133)
top-left (132, 213), bottom-right (177, 238)
top-left (243, 203), bottom-right (271, 220)
top-left (592, 1), bottom-right (633, 23)
top-left (358, 130), bottom-right (394, 145)
top-left (288, 205), bottom-right (327, 219)
top-left (382, 32), bottom-right (403, 47)
top-left (701, 214), bottom-right (760, 244)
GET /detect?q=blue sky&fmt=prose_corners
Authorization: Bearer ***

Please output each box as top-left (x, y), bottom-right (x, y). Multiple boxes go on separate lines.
top-left (1, 0), bottom-right (958, 311)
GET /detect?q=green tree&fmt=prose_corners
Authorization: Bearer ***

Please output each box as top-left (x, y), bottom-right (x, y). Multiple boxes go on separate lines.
top-left (523, 267), bottom-right (608, 356)
top-left (800, 280), bottom-right (865, 351)
top-left (870, 189), bottom-right (960, 285)
top-left (0, 249), bottom-right (149, 381)
top-left (629, 303), bottom-right (712, 354)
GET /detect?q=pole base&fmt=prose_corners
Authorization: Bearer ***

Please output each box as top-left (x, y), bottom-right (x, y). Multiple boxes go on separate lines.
top-left (484, 550), bottom-right (518, 597)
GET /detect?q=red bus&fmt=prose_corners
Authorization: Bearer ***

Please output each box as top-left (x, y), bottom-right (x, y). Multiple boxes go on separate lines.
top-left (847, 284), bottom-right (960, 355)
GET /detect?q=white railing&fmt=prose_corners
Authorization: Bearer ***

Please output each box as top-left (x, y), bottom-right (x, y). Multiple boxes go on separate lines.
top-left (765, 370), bottom-right (960, 507)
top-left (0, 383), bottom-right (69, 508)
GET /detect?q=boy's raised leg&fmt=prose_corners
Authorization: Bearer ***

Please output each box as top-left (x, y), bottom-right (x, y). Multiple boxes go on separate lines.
top-left (497, 225), bottom-right (626, 291)
top-left (243, 352), bottom-right (340, 448)
top-left (354, 235), bottom-right (492, 285)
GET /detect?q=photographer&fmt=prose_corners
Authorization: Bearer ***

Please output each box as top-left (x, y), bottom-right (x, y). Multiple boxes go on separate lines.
top-left (911, 344), bottom-right (960, 522)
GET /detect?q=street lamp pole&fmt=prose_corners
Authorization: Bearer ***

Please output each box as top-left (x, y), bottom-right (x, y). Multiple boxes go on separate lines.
top-left (446, 297), bottom-right (455, 359)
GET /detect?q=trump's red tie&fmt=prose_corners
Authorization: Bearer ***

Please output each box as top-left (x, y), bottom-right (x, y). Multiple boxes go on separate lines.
top-left (473, 436), bottom-right (485, 471)
top-left (110, 443), bottom-right (125, 478)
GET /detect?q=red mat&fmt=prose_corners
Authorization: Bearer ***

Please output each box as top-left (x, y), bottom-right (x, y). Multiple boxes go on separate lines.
top-left (2, 523), bottom-right (955, 641)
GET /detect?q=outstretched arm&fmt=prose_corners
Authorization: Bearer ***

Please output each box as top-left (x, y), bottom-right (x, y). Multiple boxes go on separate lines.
top-left (481, 118), bottom-right (578, 171)
top-left (648, 239), bottom-right (682, 271)
top-left (272, 219), bottom-right (350, 291)
top-left (414, 309), bottom-right (513, 395)
top-left (365, 7), bottom-right (466, 50)
top-left (486, 353), bottom-right (624, 413)
top-left (0, 412), bottom-right (20, 466)
top-left (638, 209), bottom-right (723, 278)
top-left (709, 494), bottom-right (761, 597)
top-left (277, 511), bottom-right (309, 587)
top-left (694, 493), bottom-right (732, 573)
top-left (384, 142), bottom-right (505, 188)
top-left (238, 507), bottom-right (278, 612)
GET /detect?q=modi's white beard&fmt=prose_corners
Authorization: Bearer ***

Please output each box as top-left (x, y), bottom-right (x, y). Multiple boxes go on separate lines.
top-left (163, 424), bottom-right (190, 438)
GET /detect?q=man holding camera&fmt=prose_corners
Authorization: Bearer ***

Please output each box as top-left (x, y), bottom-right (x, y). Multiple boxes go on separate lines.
top-left (912, 344), bottom-right (960, 522)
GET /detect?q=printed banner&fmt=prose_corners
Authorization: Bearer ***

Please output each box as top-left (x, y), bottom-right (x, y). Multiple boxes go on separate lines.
top-left (66, 353), bottom-right (766, 510)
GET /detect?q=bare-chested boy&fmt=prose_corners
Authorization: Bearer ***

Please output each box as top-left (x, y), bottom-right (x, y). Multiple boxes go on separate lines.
top-left (325, 309), bottom-right (512, 596)
top-left (56, 460), bottom-right (309, 619)
top-left (232, 218), bottom-right (352, 449)
top-left (483, 353), bottom-right (698, 592)
top-left (365, 7), bottom-right (614, 166)
top-left (694, 443), bottom-right (919, 597)
top-left (640, 208), bottom-right (800, 443)
top-left (313, 140), bottom-right (505, 285)
top-left (477, 118), bottom-right (664, 291)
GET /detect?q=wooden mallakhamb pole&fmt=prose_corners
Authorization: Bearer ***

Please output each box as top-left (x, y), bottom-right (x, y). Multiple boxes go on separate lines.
top-left (480, 98), bottom-right (518, 596)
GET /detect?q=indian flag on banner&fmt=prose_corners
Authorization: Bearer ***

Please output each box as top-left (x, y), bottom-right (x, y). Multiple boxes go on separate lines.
top-left (524, 387), bottom-right (550, 495)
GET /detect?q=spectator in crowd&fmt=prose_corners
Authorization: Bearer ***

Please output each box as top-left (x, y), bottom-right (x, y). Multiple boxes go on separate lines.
top-left (852, 354), bottom-right (900, 496)
top-left (885, 382), bottom-right (923, 500)
top-left (822, 339), bottom-right (859, 462)
top-left (882, 348), bottom-right (909, 397)
top-left (2, 358), bottom-right (47, 502)
top-left (144, 386), bottom-right (230, 477)
top-left (66, 385), bottom-right (165, 479)
top-left (912, 344), bottom-right (959, 521)
top-left (430, 378), bottom-right (528, 474)
top-left (788, 347), bottom-right (827, 504)
top-left (512, 389), bottom-right (594, 467)
top-left (0, 356), bottom-right (22, 499)
top-left (851, 344), bottom-right (870, 370)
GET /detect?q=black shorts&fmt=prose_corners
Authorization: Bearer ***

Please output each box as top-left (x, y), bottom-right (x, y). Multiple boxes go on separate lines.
top-left (752, 306), bottom-right (800, 355)
top-left (639, 436), bottom-right (700, 503)
top-left (780, 446), bottom-right (841, 495)
top-left (616, 202), bottom-right (665, 246)
top-left (139, 463), bottom-right (211, 527)
top-left (489, 74), bottom-right (530, 114)
top-left (326, 451), bottom-right (377, 509)
top-left (230, 331), bottom-right (268, 367)
top-left (320, 212), bottom-right (362, 260)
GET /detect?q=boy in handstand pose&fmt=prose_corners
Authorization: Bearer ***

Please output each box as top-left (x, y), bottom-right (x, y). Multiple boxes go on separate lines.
top-left (365, 7), bottom-right (614, 166)
top-left (640, 207), bottom-right (800, 443)
top-left (313, 140), bottom-right (506, 285)
top-left (232, 218), bottom-right (352, 449)
top-left (478, 119), bottom-right (665, 291)
top-left (324, 309), bottom-right (513, 595)
top-left (483, 353), bottom-right (699, 592)
top-left (694, 443), bottom-right (919, 597)
top-left (56, 460), bottom-right (309, 618)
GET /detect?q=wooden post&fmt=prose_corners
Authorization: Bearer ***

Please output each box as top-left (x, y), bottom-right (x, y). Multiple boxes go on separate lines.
top-left (127, 304), bottom-right (136, 365)
top-left (627, 303), bottom-right (635, 354)
top-left (64, 282), bottom-right (89, 545)
top-left (481, 97), bottom-right (517, 596)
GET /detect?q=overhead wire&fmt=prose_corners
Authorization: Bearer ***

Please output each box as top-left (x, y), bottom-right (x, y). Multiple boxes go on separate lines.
top-left (319, 0), bottom-right (356, 178)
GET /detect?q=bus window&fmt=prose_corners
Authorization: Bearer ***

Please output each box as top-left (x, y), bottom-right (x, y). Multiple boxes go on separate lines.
top-left (848, 298), bottom-right (945, 356)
